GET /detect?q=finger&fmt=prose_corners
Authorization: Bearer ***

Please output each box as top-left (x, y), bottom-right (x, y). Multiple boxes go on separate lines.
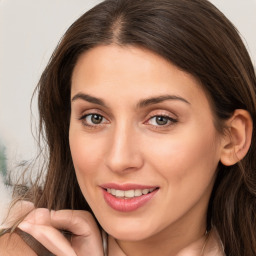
top-left (2, 201), bottom-right (34, 228)
top-left (22, 209), bottom-right (95, 236)
top-left (49, 210), bottom-right (104, 256)
top-left (50, 210), bottom-right (97, 236)
top-left (18, 208), bottom-right (77, 256)
top-left (18, 220), bottom-right (77, 256)
top-left (23, 208), bottom-right (51, 225)
top-left (19, 208), bottom-right (103, 256)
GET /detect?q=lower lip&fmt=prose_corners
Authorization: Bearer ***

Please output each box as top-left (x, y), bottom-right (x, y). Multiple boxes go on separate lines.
top-left (102, 189), bottom-right (158, 212)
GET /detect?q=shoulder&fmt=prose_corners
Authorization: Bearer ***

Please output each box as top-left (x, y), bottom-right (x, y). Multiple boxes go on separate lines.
top-left (205, 228), bottom-right (225, 256)
top-left (0, 232), bottom-right (37, 256)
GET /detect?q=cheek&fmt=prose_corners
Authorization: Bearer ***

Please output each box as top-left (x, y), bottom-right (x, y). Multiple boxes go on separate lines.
top-left (69, 130), bottom-right (107, 197)
top-left (70, 131), bottom-right (103, 172)
top-left (141, 128), bottom-right (220, 226)
top-left (69, 131), bottom-right (107, 212)
top-left (146, 125), bottom-right (220, 189)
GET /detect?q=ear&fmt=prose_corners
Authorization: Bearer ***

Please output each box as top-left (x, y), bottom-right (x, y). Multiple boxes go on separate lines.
top-left (220, 109), bottom-right (253, 166)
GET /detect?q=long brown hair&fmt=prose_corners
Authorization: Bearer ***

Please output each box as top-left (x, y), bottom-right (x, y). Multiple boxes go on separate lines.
top-left (6, 0), bottom-right (256, 255)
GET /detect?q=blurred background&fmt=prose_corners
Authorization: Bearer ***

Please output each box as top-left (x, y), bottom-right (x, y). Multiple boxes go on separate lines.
top-left (0, 0), bottom-right (256, 182)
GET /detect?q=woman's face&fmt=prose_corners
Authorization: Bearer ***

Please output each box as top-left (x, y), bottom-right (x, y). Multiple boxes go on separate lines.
top-left (69, 45), bottom-right (222, 241)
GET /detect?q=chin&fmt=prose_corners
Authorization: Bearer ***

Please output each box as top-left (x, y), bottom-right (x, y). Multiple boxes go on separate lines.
top-left (102, 220), bottom-right (158, 241)
top-left (109, 230), bottom-right (150, 241)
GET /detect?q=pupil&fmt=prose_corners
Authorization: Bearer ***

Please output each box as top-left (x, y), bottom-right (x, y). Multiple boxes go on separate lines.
top-left (92, 114), bottom-right (102, 124)
top-left (156, 116), bottom-right (168, 125)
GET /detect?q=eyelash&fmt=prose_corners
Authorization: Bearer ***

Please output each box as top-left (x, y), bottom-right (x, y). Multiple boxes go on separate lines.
top-left (79, 113), bottom-right (109, 128)
top-left (144, 114), bottom-right (178, 128)
top-left (78, 113), bottom-right (178, 129)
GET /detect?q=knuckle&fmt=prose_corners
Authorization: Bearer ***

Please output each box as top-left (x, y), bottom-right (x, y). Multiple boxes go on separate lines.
top-left (32, 208), bottom-right (51, 224)
top-left (71, 215), bottom-right (85, 226)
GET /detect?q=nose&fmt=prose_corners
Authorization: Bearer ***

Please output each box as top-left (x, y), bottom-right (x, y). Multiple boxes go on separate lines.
top-left (104, 123), bottom-right (144, 174)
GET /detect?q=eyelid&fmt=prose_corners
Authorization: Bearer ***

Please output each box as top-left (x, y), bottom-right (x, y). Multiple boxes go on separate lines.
top-left (146, 115), bottom-right (177, 124)
top-left (143, 110), bottom-right (178, 128)
top-left (78, 109), bottom-right (110, 128)
top-left (79, 113), bottom-right (107, 122)
top-left (76, 108), bottom-right (178, 129)
top-left (77, 108), bottom-right (108, 120)
top-left (145, 109), bottom-right (177, 120)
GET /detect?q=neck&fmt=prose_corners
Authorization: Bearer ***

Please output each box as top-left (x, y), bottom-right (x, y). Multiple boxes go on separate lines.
top-left (108, 228), bottom-right (224, 256)
top-left (108, 231), bottom-right (207, 256)
top-left (108, 217), bottom-right (207, 256)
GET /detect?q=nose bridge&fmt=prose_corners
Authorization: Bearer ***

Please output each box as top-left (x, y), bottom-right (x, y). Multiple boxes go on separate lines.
top-left (105, 118), bottom-right (143, 173)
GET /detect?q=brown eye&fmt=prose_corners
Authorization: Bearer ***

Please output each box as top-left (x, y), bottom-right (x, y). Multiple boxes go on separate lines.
top-left (90, 114), bottom-right (103, 124)
top-left (80, 113), bottom-right (108, 127)
top-left (155, 116), bottom-right (169, 125)
top-left (147, 115), bottom-right (177, 127)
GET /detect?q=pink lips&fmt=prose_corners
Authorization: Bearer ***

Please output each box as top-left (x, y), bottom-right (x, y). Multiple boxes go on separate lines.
top-left (100, 183), bottom-right (159, 212)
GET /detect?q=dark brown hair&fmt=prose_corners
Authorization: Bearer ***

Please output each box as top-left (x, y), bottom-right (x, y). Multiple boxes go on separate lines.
top-left (5, 0), bottom-right (256, 255)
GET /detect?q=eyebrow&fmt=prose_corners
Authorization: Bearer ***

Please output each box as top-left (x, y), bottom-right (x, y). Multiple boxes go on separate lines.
top-left (72, 93), bottom-right (107, 107)
top-left (71, 93), bottom-right (190, 108)
top-left (137, 95), bottom-right (190, 108)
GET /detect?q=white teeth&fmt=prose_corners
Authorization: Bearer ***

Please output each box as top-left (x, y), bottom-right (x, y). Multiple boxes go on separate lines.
top-left (106, 188), bottom-right (156, 198)
top-left (142, 189), bottom-right (149, 195)
top-left (111, 188), bottom-right (116, 195)
top-left (134, 189), bottom-right (142, 196)
top-left (124, 190), bottom-right (135, 198)
top-left (115, 190), bottom-right (125, 197)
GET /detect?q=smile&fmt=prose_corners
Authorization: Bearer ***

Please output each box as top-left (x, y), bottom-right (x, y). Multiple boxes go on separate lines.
top-left (106, 188), bottom-right (156, 199)
top-left (100, 184), bottom-right (159, 212)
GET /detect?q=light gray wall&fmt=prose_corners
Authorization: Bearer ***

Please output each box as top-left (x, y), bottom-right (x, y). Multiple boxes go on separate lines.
top-left (0, 0), bottom-right (102, 173)
top-left (210, 0), bottom-right (256, 64)
top-left (0, 0), bottom-right (255, 175)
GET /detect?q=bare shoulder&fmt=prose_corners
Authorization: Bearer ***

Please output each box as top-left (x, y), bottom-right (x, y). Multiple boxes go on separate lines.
top-left (0, 232), bottom-right (37, 256)
top-left (205, 228), bottom-right (225, 256)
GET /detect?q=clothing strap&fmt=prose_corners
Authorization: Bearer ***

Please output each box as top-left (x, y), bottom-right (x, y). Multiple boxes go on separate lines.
top-left (102, 229), bottom-right (108, 256)
top-left (0, 228), bottom-right (54, 256)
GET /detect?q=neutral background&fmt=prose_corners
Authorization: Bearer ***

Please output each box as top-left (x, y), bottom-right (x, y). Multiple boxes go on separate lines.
top-left (0, 0), bottom-right (256, 176)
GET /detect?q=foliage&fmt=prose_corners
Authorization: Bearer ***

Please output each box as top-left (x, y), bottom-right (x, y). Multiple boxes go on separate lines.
top-left (0, 144), bottom-right (7, 179)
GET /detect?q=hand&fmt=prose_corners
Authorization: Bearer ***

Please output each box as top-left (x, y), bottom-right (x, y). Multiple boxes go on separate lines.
top-left (18, 208), bottom-right (104, 256)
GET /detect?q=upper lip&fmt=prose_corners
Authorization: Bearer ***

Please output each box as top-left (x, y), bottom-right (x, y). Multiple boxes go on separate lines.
top-left (100, 183), bottom-right (159, 190)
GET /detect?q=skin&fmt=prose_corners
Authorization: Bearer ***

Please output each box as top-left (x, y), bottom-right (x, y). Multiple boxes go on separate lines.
top-left (9, 45), bottom-right (252, 255)
top-left (69, 45), bottom-right (224, 256)
top-left (6, 204), bottom-right (104, 256)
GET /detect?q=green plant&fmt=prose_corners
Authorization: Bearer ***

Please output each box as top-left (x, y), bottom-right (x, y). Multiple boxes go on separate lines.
top-left (0, 144), bottom-right (7, 179)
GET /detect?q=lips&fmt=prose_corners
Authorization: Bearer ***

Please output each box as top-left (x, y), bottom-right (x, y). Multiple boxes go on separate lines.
top-left (100, 183), bottom-right (159, 212)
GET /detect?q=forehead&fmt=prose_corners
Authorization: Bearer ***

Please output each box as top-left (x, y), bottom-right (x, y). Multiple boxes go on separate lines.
top-left (71, 45), bottom-right (210, 110)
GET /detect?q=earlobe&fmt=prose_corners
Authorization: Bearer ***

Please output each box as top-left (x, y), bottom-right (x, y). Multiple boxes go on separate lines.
top-left (220, 109), bottom-right (253, 166)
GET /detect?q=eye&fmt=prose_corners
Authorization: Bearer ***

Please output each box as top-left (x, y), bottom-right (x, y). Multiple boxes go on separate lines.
top-left (87, 114), bottom-right (103, 124)
top-left (79, 113), bottom-right (108, 127)
top-left (147, 115), bottom-right (177, 127)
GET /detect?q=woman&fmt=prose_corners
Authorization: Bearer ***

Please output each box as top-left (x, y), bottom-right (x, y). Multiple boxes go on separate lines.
top-left (1, 0), bottom-right (256, 255)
